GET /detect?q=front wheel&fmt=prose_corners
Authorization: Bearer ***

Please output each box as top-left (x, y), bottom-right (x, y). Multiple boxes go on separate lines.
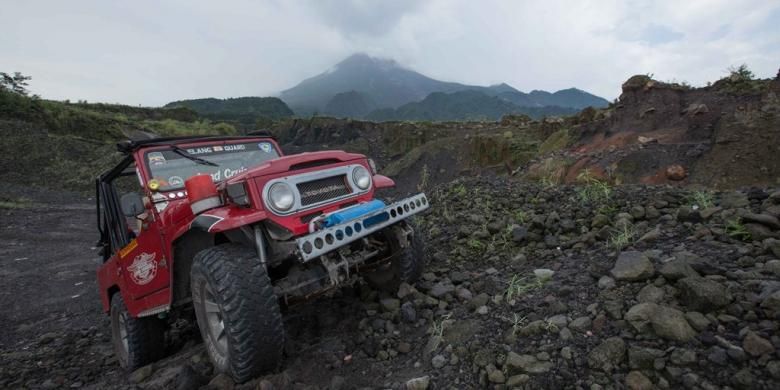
top-left (191, 244), bottom-right (284, 383)
top-left (110, 294), bottom-right (165, 371)
top-left (364, 220), bottom-right (426, 292)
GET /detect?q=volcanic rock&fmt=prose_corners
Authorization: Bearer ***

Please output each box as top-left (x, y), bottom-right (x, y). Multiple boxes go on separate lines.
top-left (743, 332), bottom-right (775, 357)
top-left (611, 251), bottom-right (655, 281)
top-left (587, 337), bottom-right (626, 372)
top-left (676, 277), bottom-right (732, 312)
top-left (666, 165), bottom-right (687, 181)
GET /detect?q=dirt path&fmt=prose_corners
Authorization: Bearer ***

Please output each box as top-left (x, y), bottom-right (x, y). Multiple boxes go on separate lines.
top-left (0, 201), bottom-right (104, 348)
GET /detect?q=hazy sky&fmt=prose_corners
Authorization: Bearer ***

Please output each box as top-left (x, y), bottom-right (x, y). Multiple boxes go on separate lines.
top-left (2, 0), bottom-right (778, 106)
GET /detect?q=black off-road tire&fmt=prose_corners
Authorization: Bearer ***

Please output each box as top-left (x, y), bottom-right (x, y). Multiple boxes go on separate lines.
top-left (365, 220), bottom-right (425, 292)
top-left (191, 244), bottom-right (284, 383)
top-left (110, 294), bottom-right (166, 371)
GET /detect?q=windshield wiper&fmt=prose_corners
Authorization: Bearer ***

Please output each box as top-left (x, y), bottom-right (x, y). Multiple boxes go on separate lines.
top-left (170, 145), bottom-right (219, 167)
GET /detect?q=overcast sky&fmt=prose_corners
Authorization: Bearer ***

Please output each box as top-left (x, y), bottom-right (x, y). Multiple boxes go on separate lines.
top-left (2, 0), bottom-right (778, 106)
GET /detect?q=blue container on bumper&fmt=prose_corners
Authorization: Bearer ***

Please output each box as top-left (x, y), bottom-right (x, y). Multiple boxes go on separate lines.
top-left (322, 199), bottom-right (386, 228)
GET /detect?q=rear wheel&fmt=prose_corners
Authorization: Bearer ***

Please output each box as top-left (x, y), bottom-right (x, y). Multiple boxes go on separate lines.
top-left (191, 244), bottom-right (284, 383)
top-left (110, 294), bottom-right (165, 371)
top-left (364, 220), bottom-right (425, 292)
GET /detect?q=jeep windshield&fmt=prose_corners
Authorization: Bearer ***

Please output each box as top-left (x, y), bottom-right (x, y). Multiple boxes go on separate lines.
top-left (145, 141), bottom-right (279, 191)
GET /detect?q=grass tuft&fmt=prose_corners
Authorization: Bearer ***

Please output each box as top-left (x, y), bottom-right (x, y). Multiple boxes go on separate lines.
top-left (428, 313), bottom-right (453, 351)
top-left (689, 190), bottom-right (714, 209)
top-left (726, 218), bottom-right (752, 241)
top-left (467, 238), bottom-right (485, 251)
top-left (576, 169), bottom-right (612, 204)
top-left (505, 273), bottom-right (548, 301)
top-left (609, 223), bottom-right (636, 250)
top-left (506, 313), bottom-right (527, 336)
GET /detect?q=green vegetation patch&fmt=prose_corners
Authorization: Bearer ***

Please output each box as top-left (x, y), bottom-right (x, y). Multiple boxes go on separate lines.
top-left (538, 128), bottom-right (570, 155)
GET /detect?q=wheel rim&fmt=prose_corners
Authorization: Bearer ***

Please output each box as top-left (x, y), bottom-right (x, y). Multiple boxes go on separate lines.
top-left (118, 312), bottom-right (129, 353)
top-left (111, 305), bottom-right (129, 366)
top-left (201, 283), bottom-right (228, 356)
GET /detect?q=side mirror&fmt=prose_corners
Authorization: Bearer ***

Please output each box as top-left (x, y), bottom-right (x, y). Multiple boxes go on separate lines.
top-left (120, 192), bottom-right (145, 217)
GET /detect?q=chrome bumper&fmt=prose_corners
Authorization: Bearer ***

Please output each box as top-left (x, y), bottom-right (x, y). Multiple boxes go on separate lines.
top-left (295, 193), bottom-right (429, 261)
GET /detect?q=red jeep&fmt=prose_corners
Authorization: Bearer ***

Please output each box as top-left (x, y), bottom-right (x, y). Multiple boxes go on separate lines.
top-left (95, 132), bottom-right (428, 382)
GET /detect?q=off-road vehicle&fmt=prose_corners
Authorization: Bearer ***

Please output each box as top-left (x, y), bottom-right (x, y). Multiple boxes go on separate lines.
top-left (95, 132), bottom-right (428, 382)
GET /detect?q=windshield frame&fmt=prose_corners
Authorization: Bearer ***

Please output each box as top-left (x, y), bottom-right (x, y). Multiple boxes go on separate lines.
top-left (136, 137), bottom-right (282, 192)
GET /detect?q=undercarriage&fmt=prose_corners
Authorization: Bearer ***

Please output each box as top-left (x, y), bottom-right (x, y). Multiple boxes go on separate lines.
top-left (272, 232), bottom-right (395, 304)
top-left (266, 193), bottom-right (428, 304)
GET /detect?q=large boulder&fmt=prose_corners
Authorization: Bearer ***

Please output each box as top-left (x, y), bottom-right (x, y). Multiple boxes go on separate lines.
top-left (405, 376), bottom-right (430, 390)
top-left (587, 337), bottom-right (626, 372)
top-left (742, 213), bottom-right (780, 230)
top-left (625, 303), bottom-right (697, 342)
top-left (622, 75), bottom-right (654, 92)
top-left (665, 165), bottom-right (687, 181)
top-left (505, 352), bottom-right (553, 375)
top-left (652, 305), bottom-right (697, 342)
top-left (720, 191), bottom-right (750, 209)
top-left (659, 259), bottom-right (700, 280)
top-left (764, 238), bottom-right (780, 258)
top-left (743, 331), bottom-right (775, 357)
top-left (625, 303), bottom-right (658, 333)
top-left (611, 251), bottom-right (655, 281)
top-left (676, 277), bottom-right (733, 312)
top-left (626, 370), bottom-right (655, 390)
top-left (761, 290), bottom-right (780, 316)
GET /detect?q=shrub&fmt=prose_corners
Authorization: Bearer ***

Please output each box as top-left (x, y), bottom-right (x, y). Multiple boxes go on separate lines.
top-left (689, 190), bottom-right (714, 209)
top-left (576, 169), bottom-right (612, 204)
top-left (726, 218), bottom-right (751, 241)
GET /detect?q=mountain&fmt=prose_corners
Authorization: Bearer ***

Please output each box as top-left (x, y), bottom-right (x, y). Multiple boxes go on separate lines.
top-left (280, 53), bottom-right (471, 115)
top-left (279, 53), bottom-right (609, 118)
top-left (323, 90), bottom-right (377, 118)
top-left (497, 88), bottom-right (609, 109)
top-left (365, 90), bottom-right (578, 122)
top-left (530, 88), bottom-right (609, 109)
top-left (164, 97), bottom-right (293, 127)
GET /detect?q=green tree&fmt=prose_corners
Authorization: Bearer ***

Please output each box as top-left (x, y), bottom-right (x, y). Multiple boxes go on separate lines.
top-left (0, 72), bottom-right (31, 95)
top-left (727, 64), bottom-right (754, 81)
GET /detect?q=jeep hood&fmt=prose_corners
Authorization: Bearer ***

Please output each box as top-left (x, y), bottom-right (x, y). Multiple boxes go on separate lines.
top-left (225, 150), bottom-right (365, 183)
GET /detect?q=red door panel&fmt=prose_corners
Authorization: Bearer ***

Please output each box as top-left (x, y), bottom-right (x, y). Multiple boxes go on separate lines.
top-left (118, 216), bottom-right (170, 300)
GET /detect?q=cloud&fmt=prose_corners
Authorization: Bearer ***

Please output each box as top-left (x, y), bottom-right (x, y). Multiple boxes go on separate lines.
top-left (0, 0), bottom-right (777, 106)
top-left (633, 24), bottom-right (685, 45)
top-left (302, 0), bottom-right (422, 37)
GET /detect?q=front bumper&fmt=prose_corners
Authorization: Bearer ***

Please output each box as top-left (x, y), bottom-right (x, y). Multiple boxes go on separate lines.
top-left (295, 193), bottom-right (429, 261)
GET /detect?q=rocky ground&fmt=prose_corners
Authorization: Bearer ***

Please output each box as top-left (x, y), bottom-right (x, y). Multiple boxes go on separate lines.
top-left (2, 178), bottom-right (780, 389)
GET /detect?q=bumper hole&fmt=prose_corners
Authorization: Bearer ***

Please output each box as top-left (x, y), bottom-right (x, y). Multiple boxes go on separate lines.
top-left (345, 226), bottom-right (353, 236)
top-left (302, 241), bottom-right (313, 254)
top-left (335, 230), bottom-right (344, 240)
top-left (354, 222), bottom-right (362, 233)
top-left (325, 234), bottom-right (334, 245)
top-left (314, 238), bottom-right (324, 249)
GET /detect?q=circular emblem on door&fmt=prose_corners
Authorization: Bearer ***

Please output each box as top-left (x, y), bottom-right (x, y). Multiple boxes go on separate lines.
top-left (127, 252), bottom-right (157, 285)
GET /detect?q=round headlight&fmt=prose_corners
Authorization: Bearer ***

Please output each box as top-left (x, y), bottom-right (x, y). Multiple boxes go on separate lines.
top-left (352, 166), bottom-right (371, 190)
top-left (268, 182), bottom-right (295, 211)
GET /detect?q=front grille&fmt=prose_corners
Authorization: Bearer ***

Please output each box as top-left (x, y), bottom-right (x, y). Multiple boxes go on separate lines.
top-left (297, 175), bottom-right (352, 206)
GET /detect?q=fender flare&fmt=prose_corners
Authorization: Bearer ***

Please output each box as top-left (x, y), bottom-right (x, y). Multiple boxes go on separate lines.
top-left (172, 206), bottom-right (269, 240)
